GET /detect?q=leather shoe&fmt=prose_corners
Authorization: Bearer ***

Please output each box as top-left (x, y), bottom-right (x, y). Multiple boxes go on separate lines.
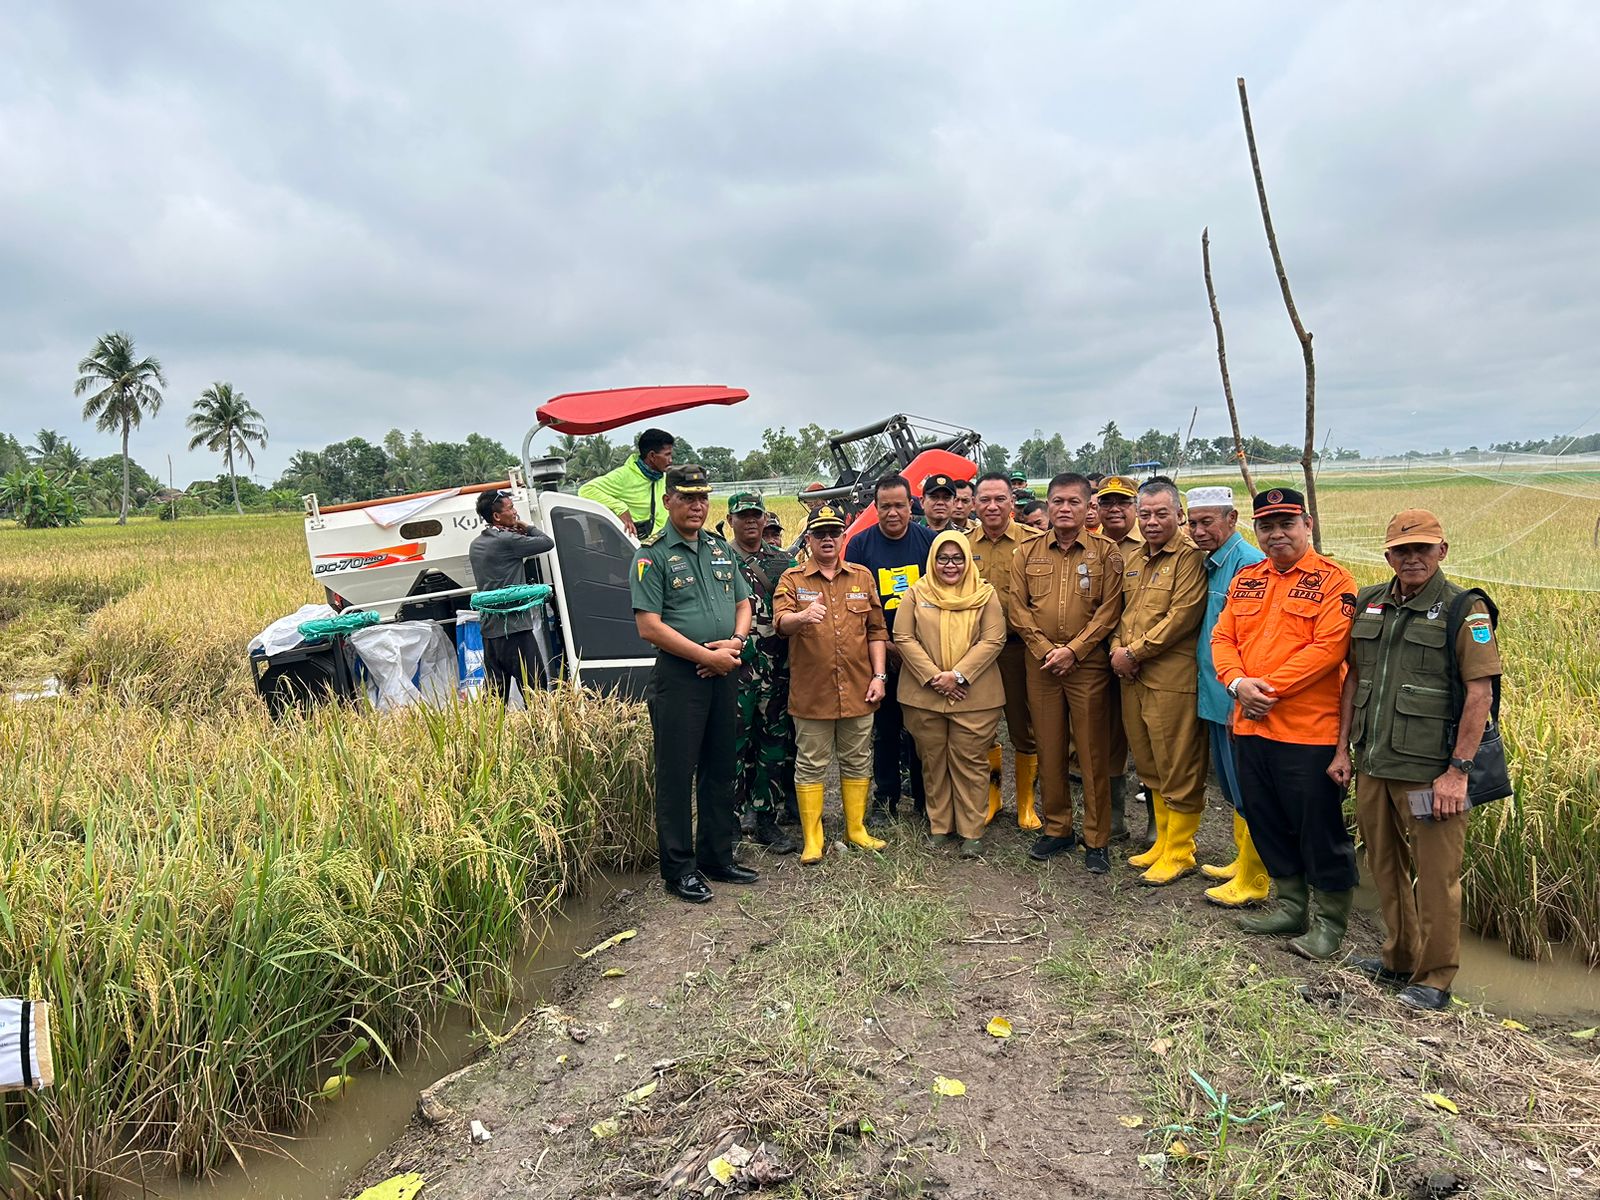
top-left (665, 873), bottom-right (713, 904)
top-left (751, 819), bottom-right (797, 856)
top-left (698, 861), bottom-right (760, 885)
top-left (1397, 984), bottom-right (1451, 1012)
top-left (1350, 956), bottom-right (1412, 987)
top-left (1084, 846), bottom-right (1110, 874)
top-left (1029, 834), bottom-right (1076, 861)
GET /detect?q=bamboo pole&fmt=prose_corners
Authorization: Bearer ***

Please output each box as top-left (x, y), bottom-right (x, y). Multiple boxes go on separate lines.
top-left (1237, 76), bottom-right (1320, 549)
top-left (1202, 227), bottom-right (1256, 497)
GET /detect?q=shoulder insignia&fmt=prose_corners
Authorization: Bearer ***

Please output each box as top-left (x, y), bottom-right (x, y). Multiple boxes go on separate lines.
top-left (641, 529), bottom-right (666, 547)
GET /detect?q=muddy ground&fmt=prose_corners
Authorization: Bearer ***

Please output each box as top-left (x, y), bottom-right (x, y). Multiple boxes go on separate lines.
top-left (348, 775), bottom-right (1600, 1200)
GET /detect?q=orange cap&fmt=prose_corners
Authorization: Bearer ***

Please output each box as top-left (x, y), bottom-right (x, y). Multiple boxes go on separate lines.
top-left (1383, 509), bottom-right (1445, 549)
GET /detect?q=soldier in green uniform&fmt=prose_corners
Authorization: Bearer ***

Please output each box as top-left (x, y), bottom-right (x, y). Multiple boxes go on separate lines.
top-left (631, 465), bottom-right (759, 904)
top-left (725, 491), bottom-right (800, 855)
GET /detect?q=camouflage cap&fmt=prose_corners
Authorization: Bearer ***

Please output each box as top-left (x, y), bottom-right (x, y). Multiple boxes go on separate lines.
top-left (727, 490), bottom-right (766, 515)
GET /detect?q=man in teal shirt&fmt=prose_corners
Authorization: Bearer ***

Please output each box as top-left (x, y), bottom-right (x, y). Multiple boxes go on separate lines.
top-left (1184, 485), bottom-right (1268, 905)
top-left (579, 428), bottom-right (674, 539)
top-left (632, 464), bottom-right (757, 904)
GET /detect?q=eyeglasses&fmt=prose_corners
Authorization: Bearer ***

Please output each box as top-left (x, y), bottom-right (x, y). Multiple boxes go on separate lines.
top-left (935, 555), bottom-right (966, 565)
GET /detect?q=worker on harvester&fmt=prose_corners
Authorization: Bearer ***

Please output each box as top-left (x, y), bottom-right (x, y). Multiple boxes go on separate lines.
top-left (578, 428), bottom-right (675, 539)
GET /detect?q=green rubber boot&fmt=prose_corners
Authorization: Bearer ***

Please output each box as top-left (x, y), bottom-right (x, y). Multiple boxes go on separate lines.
top-left (1239, 876), bottom-right (1309, 936)
top-left (1289, 889), bottom-right (1354, 961)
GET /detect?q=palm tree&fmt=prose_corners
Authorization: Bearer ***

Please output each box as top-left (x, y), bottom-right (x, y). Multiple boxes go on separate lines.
top-left (1097, 421), bottom-right (1122, 475)
top-left (26, 429), bottom-right (89, 480)
top-left (186, 382), bottom-right (268, 514)
top-left (75, 331), bottom-right (167, 524)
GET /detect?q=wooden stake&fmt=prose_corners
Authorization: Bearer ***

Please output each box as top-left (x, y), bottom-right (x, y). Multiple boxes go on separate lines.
top-left (1202, 227), bottom-right (1256, 497)
top-left (1237, 76), bottom-right (1321, 550)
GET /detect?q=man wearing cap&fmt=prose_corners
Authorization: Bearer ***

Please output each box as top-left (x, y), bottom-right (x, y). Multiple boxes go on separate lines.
top-left (967, 472), bottom-right (1044, 829)
top-left (801, 482), bottom-right (828, 513)
top-left (774, 505), bottom-right (890, 862)
top-left (1094, 475), bottom-right (1145, 843)
top-left (1009, 470), bottom-right (1033, 507)
top-left (1185, 485), bottom-right (1269, 907)
top-left (845, 475), bottom-right (937, 820)
top-left (918, 474), bottom-right (964, 533)
top-left (1212, 487), bottom-right (1358, 959)
top-left (1328, 511), bottom-right (1503, 1011)
top-left (631, 465), bottom-right (758, 905)
top-left (1006, 472), bottom-right (1125, 872)
top-left (578, 428), bottom-right (675, 539)
top-left (761, 515), bottom-right (785, 549)
top-left (726, 492), bottom-right (800, 857)
top-left (468, 488), bottom-right (556, 700)
top-left (1113, 478), bottom-right (1209, 886)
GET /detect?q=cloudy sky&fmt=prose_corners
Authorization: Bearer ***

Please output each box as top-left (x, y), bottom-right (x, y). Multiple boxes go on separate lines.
top-left (3, 1), bottom-right (1597, 483)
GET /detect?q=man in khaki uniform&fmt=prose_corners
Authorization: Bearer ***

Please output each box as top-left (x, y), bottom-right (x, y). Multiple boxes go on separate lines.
top-left (1006, 472), bottom-right (1125, 873)
top-left (1112, 478), bottom-right (1209, 886)
top-left (1329, 510), bottom-right (1503, 1011)
top-left (967, 472), bottom-right (1044, 828)
top-left (774, 505), bottom-right (890, 864)
top-left (1093, 474), bottom-right (1145, 842)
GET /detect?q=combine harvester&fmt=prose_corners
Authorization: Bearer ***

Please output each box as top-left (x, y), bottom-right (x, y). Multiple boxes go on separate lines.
top-left (251, 387), bottom-right (980, 713)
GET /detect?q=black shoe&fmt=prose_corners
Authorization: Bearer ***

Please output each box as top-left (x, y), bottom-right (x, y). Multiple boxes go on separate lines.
top-left (778, 797), bottom-right (799, 826)
top-left (738, 809), bottom-right (756, 835)
top-left (666, 873), bottom-right (713, 904)
top-left (751, 819), bottom-right (797, 856)
top-left (1397, 984), bottom-right (1451, 1012)
top-left (1084, 847), bottom-right (1110, 874)
top-left (1350, 956), bottom-right (1412, 987)
top-left (698, 861), bottom-right (760, 885)
top-left (1029, 834), bottom-right (1076, 861)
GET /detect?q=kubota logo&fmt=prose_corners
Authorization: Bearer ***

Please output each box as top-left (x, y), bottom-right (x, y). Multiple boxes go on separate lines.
top-left (313, 542), bottom-right (425, 575)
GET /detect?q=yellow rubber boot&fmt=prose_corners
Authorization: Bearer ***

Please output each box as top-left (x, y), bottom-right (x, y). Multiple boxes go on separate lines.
top-left (1015, 753), bottom-right (1042, 830)
top-left (1139, 808), bottom-right (1201, 886)
top-left (1202, 811), bottom-right (1248, 881)
top-left (842, 777), bottom-right (886, 851)
top-left (1127, 791), bottom-right (1168, 868)
top-left (985, 745), bottom-right (1004, 825)
top-left (1204, 819), bottom-right (1271, 906)
top-left (796, 782), bottom-right (827, 865)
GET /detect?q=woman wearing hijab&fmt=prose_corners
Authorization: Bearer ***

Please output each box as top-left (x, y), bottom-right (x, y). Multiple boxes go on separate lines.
top-left (893, 532), bottom-right (1009, 856)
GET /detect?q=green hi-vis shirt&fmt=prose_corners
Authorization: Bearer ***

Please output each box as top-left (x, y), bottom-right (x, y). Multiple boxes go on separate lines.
top-left (630, 522), bottom-right (752, 648)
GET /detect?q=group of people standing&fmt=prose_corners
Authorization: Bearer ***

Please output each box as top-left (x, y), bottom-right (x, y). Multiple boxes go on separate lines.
top-left (621, 444), bottom-right (1503, 1013)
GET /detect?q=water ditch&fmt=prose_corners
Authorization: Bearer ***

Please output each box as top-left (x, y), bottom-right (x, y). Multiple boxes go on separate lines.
top-left (120, 872), bottom-right (644, 1200)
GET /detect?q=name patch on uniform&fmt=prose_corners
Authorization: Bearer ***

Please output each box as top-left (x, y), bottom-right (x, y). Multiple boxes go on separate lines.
top-left (1365, 603), bottom-right (1384, 614)
top-left (796, 587), bottom-right (820, 602)
top-left (1232, 577), bottom-right (1267, 599)
top-left (846, 590), bottom-right (869, 602)
top-left (1287, 585), bottom-right (1324, 602)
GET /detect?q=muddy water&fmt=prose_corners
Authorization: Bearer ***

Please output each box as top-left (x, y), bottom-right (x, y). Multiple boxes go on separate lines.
top-left (1354, 873), bottom-right (1598, 1021)
top-left (126, 873), bottom-right (642, 1200)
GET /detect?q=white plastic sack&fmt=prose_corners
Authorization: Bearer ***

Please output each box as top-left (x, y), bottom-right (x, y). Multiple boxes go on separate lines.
top-left (0, 998), bottom-right (52, 1091)
top-left (349, 621), bottom-right (457, 711)
top-left (249, 603), bottom-right (336, 658)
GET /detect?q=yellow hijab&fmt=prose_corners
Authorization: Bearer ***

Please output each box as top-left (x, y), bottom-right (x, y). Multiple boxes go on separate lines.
top-left (911, 531), bottom-right (994, 671)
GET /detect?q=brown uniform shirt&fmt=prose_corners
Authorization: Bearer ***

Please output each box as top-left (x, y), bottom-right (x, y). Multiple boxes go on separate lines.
top-left (774, 558), bottom-right (889, 720)
top-left (1005, 530), bottom-right (1125, 667)
top-left (966, 520), bottom-right (1043, 633)
top-left (1113, 538), bottom-right (1208, 693)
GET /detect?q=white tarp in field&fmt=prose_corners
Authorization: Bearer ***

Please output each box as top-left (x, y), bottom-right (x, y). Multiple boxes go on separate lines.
top-left (249, 604), bottom-right (336, 659)
top-left (350, 621), bottom-right (457, 711)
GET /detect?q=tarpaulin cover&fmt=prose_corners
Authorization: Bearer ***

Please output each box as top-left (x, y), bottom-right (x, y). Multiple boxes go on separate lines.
top-left (535, 386), bottom-right (748, 435)
top-left (350, 621), bottom-right (457, 711)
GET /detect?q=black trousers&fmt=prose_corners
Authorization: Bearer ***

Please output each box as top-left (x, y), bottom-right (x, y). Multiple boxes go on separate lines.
top-left (483, 630), bottom-right (542, 700)
top-left (1233, 734), bottom-right (1359, 892)
top-left (871, 661), bottom-right (926, 810)
top-left (647, 652), bottom-right (739, 882)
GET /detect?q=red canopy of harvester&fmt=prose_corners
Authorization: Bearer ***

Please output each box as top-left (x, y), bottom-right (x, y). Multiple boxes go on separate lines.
top-left (535, 385), bottom-right (748, 435)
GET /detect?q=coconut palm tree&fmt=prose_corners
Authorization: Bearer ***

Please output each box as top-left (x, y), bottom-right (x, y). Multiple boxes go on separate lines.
top-left (26, 429), bottom-right (89, 480)
top-left (75, 331), bottom-right (167, 524)
top-left (186, 382), bottom-right (268, 514)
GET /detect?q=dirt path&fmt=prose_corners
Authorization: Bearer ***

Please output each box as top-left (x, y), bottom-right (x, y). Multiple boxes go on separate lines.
top-left (350, 789), bottom-right (1600, 1200)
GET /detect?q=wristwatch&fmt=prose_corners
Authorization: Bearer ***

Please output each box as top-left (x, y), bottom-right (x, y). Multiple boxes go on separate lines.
top-left (1448, 757), bottom-right (1474, 775)
top-left (1226, 678), bottom-right (1242, 699)
top-left (953, 671), bottom-right (968, 687)
top-left (873, 672), bottom-right (889, 682)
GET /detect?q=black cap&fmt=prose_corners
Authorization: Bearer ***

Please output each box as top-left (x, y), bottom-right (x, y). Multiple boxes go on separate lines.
top-left (805, 504), bottom-right (848, 534)
top-left (1252, 487), bottom-right (1307, 517)
top-left (665, 464), bottom-right (712, 495)
top-left (921, 473), bottom-right (957, 497)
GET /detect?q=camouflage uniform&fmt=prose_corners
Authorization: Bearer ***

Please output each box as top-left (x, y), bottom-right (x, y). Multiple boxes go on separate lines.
top-left (734, 539), bottom-right (799, 818)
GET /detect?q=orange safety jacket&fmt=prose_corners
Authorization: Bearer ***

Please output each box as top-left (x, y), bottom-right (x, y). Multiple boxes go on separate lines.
top-left (1210, 548), bottom-right (1355, 745)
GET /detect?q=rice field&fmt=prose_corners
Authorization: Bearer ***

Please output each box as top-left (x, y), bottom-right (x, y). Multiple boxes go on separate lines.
top-left (1, 469), bottom-right (1597, 1197)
